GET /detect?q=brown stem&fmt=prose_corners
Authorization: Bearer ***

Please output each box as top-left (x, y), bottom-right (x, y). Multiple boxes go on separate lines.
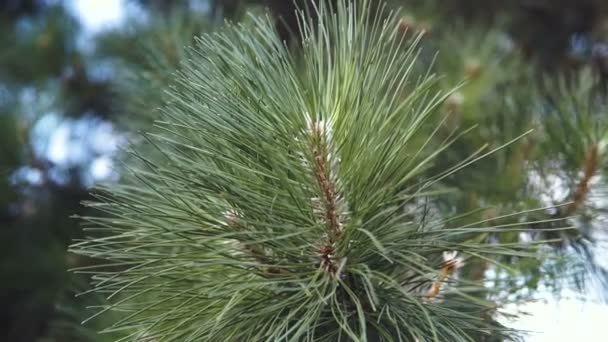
top-left (426, 261), bottom-right (459, 300)
top-left (564, 143), bottom-right (600, 216)
top-left (224, 210), bottom-right (283, 274)
top-left (307, 122), bottom-right (343, 277)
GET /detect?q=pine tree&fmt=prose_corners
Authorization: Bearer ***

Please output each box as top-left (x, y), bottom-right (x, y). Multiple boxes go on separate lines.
top-left (72, 1), bottom-right (570, 340)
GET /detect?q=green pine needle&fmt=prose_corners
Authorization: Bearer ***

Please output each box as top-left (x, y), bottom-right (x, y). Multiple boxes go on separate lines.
top-left (71, 1), bottom-right (558, 341)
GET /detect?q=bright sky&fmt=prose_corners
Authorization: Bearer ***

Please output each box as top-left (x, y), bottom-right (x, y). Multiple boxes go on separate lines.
top-left (507, 295), bottom-right (606, 341)
top-left (66, 1), bottom-right (607, 340)
top-left (70, 0), bottom-right (126, 32)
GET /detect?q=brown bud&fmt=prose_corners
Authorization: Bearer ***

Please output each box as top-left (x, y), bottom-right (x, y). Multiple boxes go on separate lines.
top-left (464, 59), bottom-right (482, 79)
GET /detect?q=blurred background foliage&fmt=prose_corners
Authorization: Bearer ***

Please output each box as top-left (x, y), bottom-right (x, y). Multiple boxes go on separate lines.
top-left (2, 0), bottom-right (608, 341)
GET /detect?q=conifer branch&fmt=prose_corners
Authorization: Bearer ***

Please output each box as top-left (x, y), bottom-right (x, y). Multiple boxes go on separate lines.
top-left (70, 1), bottom-right (560, 340)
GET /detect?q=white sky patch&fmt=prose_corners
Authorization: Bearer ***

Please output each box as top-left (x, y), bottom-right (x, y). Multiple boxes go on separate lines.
top-left (47, 124), bottom-right (70, 164)
top-left (70, 0), bottom-right (126, 33)
top-left (90, 156), bottom-right (114, 181)
top-left (507, 292), bottom-right (607, 341)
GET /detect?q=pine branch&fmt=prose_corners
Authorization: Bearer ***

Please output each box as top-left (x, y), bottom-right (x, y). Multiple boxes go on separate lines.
top-left (71, 1), bottom-right (562, 340)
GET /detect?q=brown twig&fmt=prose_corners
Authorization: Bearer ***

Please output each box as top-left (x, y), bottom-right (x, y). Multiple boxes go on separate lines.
top-left (223, 209), bottom-right (283, 274)
top-left (426, 252), bottom-right (463, 301)
top-left (564, 143), bottom-right (600, 216)
top-left (307, 121), bottom-right (344, 278)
